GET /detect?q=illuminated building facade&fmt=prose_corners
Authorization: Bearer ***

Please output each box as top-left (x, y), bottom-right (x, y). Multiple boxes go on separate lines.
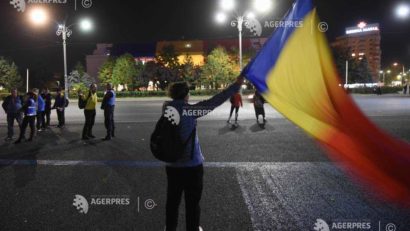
top-left (331, 22), bottom-right (381, 81)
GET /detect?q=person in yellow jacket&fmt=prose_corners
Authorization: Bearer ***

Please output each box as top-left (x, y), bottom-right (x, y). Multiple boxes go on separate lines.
top-left (80, 84), bottom-right (98, 140)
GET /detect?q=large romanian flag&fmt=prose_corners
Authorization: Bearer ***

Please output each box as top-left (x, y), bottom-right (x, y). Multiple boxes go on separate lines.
top-left (242, 0), bottom-right (410, 205)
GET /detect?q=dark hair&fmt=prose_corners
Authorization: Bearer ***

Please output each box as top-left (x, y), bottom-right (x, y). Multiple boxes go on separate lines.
top-left (168, 82), bottom-right (189, 100)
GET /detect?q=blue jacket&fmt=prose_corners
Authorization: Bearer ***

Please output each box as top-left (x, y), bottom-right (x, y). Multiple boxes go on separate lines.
top-left (163, 83), bottom-right (240, 168)
top-left (2, 95), bottom-right (23, 114)
top-left (37, 95), bottom-right (45, 112)
top-left (25, 98), bottom-right (37, 116)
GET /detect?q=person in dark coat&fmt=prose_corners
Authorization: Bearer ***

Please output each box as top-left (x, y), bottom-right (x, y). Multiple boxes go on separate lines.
top-left (2, 88), bottom-right (23, 141)
top-left (42, 88), bottom-right (52, 128)
top-left (101, 83), bottom-right (116, 141)
top-left (52, 88), bottom-right (67, 128)
top-left (253, 91), bottom-right (266, 124)
top-left (15, 91), bottom-right (37, 144)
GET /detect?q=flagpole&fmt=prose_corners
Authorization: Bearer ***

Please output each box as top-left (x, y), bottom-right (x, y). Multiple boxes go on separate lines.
top-left (345, 60), bottom-right (348, 88)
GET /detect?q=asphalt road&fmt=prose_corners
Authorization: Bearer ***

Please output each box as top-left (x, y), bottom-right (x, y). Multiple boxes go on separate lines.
top-left (0, 95), bottom-right (409, 231)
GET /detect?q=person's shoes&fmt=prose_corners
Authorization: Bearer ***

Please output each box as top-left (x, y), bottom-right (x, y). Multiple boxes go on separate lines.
top-left (14, 139), bottom-right (21, 144)
top-left (82, 136), bottom-right (90, 140)
top-left (227, 120), bottom-right (231, 124)
top-left (37, 129), bottom-right (43, 132)
top-left (27, 138), bottom-right (33, 142)
top-left (111, 133), bottom-right (115, 138)
top-left (102, 136), bottom-right (111, 141)
top-left (4, 137), bottom-right (13, 142)
top-left (88, 135), bottom-right (96, 139)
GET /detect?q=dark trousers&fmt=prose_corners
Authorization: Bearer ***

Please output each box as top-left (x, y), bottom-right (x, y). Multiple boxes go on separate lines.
top-left (104, 106), bottom-right (115, 138)
top-left (57, 110), bottom-right (65, 126)
top-left (45, 109), bottom-right (51, 126)
top-left (166, 165), bottom-right (203, 231)
top-left (18, 116), bottom-right (36, 140)
top-left (36, 111), bottom-right (46, 130)
top-left (82, 109), bottom-right (96, 138)
top-left (7, 113), bottom-right (22, 138)
top-left (228, 105), bottom-right (240, 121)
top-left (254, 105), bottom-right (265, 119)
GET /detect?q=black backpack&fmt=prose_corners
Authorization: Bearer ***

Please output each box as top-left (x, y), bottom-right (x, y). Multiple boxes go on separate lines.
top-left (150, 116), bottom-right (196, 163)
top-left (78, 94), bottom-right (90, 109)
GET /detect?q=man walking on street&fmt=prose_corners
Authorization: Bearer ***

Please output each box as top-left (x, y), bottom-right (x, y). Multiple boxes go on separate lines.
top-left (80, 84), bottom-right (97, 140)
top-left (101, 83), bottom-right (115, 141)
top-left (2, 88), bottom-right (23, 141)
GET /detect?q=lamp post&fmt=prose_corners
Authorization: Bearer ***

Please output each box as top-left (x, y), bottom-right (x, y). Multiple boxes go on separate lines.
top-left (28, 7), bottom-right (93, 99)
top-left (56, 19), bottom-right (93, 99)
top-left (216, 0), bottom-right (272, 71)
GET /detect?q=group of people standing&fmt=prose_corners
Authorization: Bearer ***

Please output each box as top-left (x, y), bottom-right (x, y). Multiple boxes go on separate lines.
top-left (227, 90), bottom-right (266, 126)
top-left (1, 83), bottom-right (116, 144)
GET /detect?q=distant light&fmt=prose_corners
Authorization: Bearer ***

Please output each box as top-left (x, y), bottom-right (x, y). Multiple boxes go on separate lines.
top-left (396, 4), bottom-right (410, 19)
top-left (393, 62), bottom-right (398, 66)
top-left (215, 12), bottom-right (227, 23)
top-left (254, 0), bottom-right (272, 13)
top-left (387, 70), bottom-right (392, 74)
top-left (357, 21), bottom-right (367, 29)
top-left (379, 71), bottom-right (384, 74)
top-left (351, 53), bottom-right (356, 57)
top-left (247, 12), bottom-right (256, 19)
top-left (80, 19), bottom-right (93, 31)
top-left (220, 0), bottom-right (235, 11)
top-left (359, 52), bottom-right (365, 56)
top-left (29, 8), bottom-right (48, 26)
top-left (185, 43), bottom-right (192, 48)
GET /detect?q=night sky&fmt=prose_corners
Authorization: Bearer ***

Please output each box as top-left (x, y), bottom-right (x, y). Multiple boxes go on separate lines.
top-left (0, 0), bottom-right (409, 77)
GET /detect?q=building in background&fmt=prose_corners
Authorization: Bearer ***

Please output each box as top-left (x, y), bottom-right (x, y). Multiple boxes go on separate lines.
top-left (86, 44), bottom-right (112, 83)
top-left (331, 22), bottom-right (381, 81)
top-left (86, 38), bottom-right (268, 83)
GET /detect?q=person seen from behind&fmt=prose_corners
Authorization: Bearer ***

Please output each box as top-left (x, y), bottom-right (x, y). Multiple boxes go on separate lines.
top-left (163, 76), bottom-right (244, 231)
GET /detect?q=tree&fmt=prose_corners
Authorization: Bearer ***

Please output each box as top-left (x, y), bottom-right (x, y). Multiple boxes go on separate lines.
top-left (68, 62), bottom-right (93, 92)
top-left (157, 45), bottom-right (180, 70)
top-left (333, 48), bottom-right (373, 84)
top-left (98, 58), bottom-right (116, 85)
top-left (200, 47), bottom-right (239, 89)
top-left (0, 57), bottom-right (22, 90)
top-left (181, 54), bottom-right (201, 89)
top-left (112, 53), bottom-right (138, 90)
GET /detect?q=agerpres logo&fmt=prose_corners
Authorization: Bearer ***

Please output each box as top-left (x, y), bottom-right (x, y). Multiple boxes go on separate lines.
top-left (164, 106), bottom-right (180, 125)
top-left (73, 194), bottom-right (89, 214)
top-left (313, 218), bottom-right (378, 231)
top-left (9, 0), bottom-right (92, 13)
top-left (164, 106), bottom-right (215, 126)
top-left (72, 194), bottom-right (130, 215)
top-left (314, 219), bottom-right (330, 231)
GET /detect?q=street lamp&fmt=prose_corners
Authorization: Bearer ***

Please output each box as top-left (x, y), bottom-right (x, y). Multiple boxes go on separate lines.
top-left (395, 3), bottom-right (410, 19)
top-left (28, 7), bottom-right (48, 26)
top-left (29, 9), bottom-right (93, 100)
top-left (216, 0), bottom-right (272, 71)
